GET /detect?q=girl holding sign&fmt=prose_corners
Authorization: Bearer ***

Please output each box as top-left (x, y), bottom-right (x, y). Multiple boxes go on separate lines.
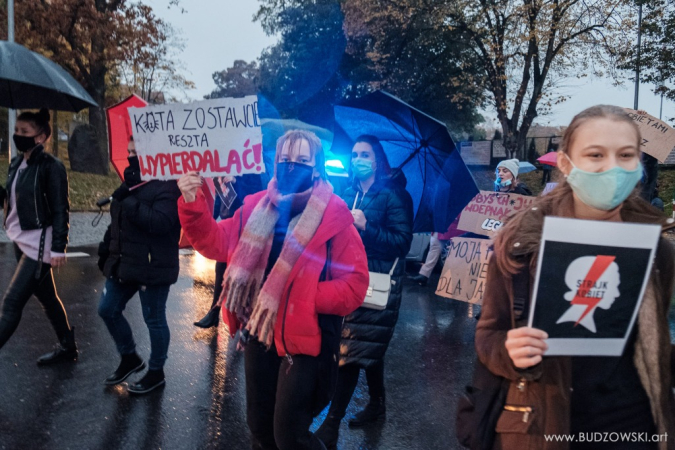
top-left (474, 105), bottom-right (675, 449)
top-left (177, 130), bottom-right (368, 450)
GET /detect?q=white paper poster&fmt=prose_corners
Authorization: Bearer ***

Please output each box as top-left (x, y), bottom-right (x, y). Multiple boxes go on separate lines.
top-left (128, 96), bottom-right (264, 180)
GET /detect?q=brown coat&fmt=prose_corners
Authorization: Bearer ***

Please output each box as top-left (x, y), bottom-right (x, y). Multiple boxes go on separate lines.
top-left (476, 201), bottom-right (675, 450)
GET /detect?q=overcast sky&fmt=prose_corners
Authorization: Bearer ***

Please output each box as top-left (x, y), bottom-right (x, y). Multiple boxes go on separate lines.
top-left (150, 0), bottom-right (673, 127)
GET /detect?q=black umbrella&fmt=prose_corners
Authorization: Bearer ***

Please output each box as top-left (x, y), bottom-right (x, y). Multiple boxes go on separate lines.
top-left (0, 41), bottom-right (97, 111)
top-left (331, 90), bottom-right (479, 233)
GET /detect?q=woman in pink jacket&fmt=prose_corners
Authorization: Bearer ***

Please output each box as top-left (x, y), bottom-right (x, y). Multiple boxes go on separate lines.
top-left (178, 130), bottom-right (369, 450)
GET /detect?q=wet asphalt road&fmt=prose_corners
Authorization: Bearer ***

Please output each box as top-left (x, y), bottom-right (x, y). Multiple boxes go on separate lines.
top-left (0, 242), bottom-right (479, 450)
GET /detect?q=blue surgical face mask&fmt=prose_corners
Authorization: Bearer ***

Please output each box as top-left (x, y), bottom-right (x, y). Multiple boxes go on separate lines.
top-left (352, 158), bottom-right (375, 180)
top-left (494, 176), bottom-right (512, 189)
top-left (564, 154), bottom-right (643, 211)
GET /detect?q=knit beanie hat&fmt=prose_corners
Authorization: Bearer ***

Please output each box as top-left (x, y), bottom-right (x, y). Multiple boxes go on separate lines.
top-left (497, 159), bottom-right (519, 179)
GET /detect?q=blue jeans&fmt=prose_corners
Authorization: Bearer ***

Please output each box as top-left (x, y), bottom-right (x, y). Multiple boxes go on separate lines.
top-left (98, 278), bottom-right (171, 370)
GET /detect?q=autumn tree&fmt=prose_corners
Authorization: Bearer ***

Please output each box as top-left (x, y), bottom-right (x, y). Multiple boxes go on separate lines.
top-left (1, 0), bottom-right (190, 174)
top-left (116, 4), bottom-right (194, 104)
top-left (205, 60), bottom-right (260, 99)
top-left (253, 0), bottom-right (484, 134)
top-left (438, 0), bottom-right (634, 156)
top-left (256, 0), bottom-right (350, 128)
top-left (341, 0), bottom-right (486, 135)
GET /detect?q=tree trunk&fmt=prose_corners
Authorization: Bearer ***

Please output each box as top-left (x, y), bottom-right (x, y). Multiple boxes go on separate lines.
top-left (83, 61), bottom-right (109, 175)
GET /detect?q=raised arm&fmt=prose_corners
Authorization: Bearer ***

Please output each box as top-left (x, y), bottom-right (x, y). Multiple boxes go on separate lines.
top-left (476, 255), bottom-right (545, 381)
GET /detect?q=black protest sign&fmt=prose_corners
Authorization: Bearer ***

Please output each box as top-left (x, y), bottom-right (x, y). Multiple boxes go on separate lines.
top-left (528, 217), bottom-right (660, 356)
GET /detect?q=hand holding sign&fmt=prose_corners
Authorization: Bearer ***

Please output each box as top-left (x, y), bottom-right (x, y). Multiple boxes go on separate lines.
top-left (178, 171), bottom-right (203, 203)
top-left (505, 327), bottom-right (549, 369)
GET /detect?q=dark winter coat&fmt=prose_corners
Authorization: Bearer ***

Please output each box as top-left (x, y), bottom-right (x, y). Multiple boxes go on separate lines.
top-left (3, 146), bottom-right (69, 253)
top-left (339, 177), bottom-right (414, 368)
top-left (98, 180), bottom-right (182, 286)
top-left (495, 182), bottom-right (533, 196)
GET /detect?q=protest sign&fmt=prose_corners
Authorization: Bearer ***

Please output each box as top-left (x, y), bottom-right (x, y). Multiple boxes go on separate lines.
top-left (457, 191), bottom-right (535, 236)
top-left (529, 217), bottom-right (660, 356)
top-left (435, 237), bottom-right (492, 305)
top-left (128, 96), bottom-right (264, 180)
top-left (214, 177), bottom-right (237, 210)
top-left (624, 108), bottom-right (675, 163)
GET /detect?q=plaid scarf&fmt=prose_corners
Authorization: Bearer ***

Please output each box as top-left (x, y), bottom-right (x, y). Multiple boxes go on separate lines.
top-left (219, 179), bottom-right (333, 347)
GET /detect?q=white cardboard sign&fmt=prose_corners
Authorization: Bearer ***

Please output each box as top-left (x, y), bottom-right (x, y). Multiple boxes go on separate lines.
top-left (128, 96), bottom-right (264, 180)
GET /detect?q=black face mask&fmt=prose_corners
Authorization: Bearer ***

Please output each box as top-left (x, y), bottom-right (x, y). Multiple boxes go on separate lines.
top-left (276, 162), bottom-right (315, 195)
top-left (13, 134), bottom-right (40, 153)
top-left (124, 156), bottom-right (142, 187)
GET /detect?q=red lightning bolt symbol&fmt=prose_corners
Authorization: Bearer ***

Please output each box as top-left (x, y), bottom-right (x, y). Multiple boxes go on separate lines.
top-left (570, 255), bottom-right (616, 327)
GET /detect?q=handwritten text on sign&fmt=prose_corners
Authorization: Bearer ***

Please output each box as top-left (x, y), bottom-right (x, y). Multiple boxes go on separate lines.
top-left (624, 108), bottom-right (675, 163)
top-left (436, 238), bottom-right (492, 305)
top-left (128, 96), bottom-right (264, 180)
top-left (457, 190), bottom-right (534, 236)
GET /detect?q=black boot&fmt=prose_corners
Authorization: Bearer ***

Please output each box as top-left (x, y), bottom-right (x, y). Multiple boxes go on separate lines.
top-left (315, 414), bottom-right (341, 450)
top-left (193, 307), bottom-right (220, 328)
top-left (37, 327), bottom-right (78, 365)
top-left (348, 397), bottom-right (386, 427)
top-left (104, 353), bottom-right (146, 385)
top-left (128, 368), bottom-right (165, 395)
top-left (408, 274), bottom-right (428, 286)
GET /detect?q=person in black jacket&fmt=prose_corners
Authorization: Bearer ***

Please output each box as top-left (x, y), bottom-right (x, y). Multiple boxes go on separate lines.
top-left (193, 173), bottom-right (262, 329)
top-left (316, 135), bottom-right (413, 449)
top-left (97, 137), bottom-right (181, 395)
top-left (0, 109), bottom-right (76, 365)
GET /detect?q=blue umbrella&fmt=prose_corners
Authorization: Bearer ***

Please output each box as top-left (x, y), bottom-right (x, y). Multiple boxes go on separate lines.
top-left (331, 91), bottom-right (478, 233)
top-left (518, 161), bottom-right (537, 174)
top-left (0, 41), bottom-right (97, 111)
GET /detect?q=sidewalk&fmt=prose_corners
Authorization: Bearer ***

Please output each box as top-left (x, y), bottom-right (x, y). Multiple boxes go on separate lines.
top-left (0, 212), bottom-right (110, 247)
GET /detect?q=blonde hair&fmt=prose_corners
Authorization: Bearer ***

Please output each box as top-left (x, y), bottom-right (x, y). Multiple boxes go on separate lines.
top-left (274, 129), bottom-right (327, 180)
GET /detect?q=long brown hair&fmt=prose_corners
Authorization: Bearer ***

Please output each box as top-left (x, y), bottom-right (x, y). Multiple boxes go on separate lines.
top-left (493, 105), bottom-right (661, 276)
